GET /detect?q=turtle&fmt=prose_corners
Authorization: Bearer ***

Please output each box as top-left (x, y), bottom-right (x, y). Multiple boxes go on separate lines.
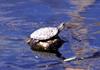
top-left (26, 23), bottom-right (66, 53)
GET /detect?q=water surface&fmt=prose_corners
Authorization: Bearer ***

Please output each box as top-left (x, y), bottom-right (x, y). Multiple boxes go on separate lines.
top-left (0, 0), bottom-right (100, 70)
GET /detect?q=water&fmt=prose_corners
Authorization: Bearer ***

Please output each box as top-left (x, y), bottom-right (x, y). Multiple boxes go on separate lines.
top-left (0, 0), bottom-right (100, 70)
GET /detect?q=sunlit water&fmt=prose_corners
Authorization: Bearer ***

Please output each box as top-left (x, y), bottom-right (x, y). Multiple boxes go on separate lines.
top-left (0, 0), bottom-right (100, 70)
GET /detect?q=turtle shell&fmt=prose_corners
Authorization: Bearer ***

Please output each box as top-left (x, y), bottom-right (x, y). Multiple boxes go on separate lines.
top-left (30, 27), bottom-right (58, 40)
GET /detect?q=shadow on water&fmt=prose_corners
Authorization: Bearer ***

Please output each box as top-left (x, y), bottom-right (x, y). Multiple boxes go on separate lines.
top-left (0, 0), bottom-right (100, 70)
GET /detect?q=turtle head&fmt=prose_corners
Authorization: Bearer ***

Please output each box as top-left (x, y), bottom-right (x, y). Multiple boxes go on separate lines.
top-left (57, 22), bottom-right (65, 31)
